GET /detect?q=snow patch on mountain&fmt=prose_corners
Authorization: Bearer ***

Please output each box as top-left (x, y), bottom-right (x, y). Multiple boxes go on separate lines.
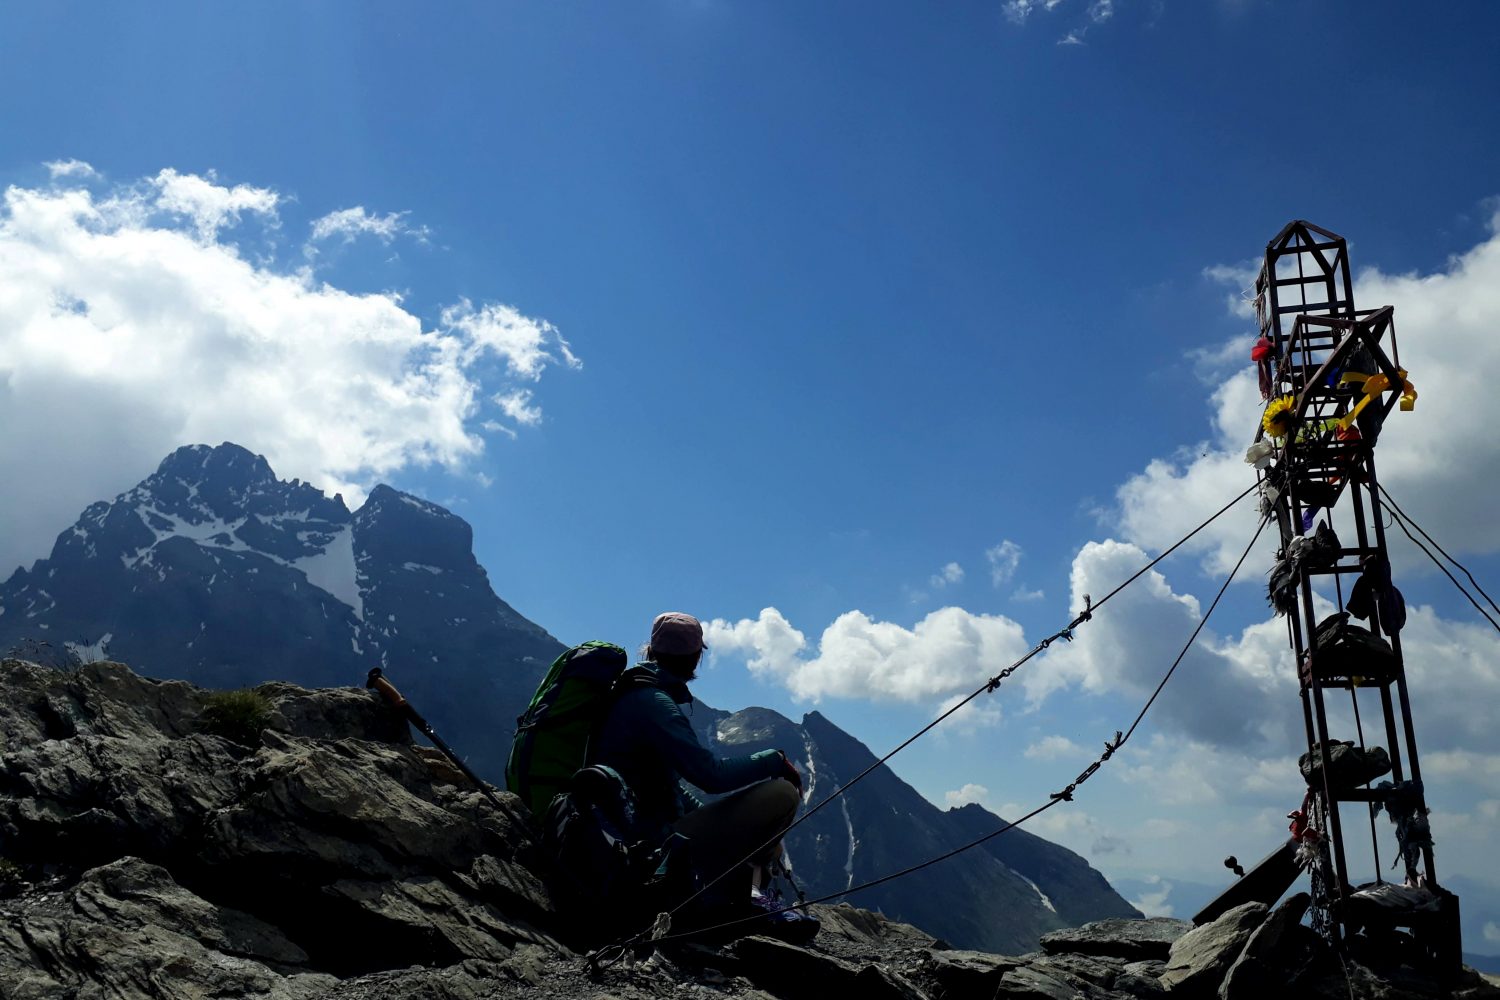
top-left (396, 493), bottom-right (454, 518)
top-left (293, 525), bottom-right (363, 619)
top-left (65, 633), bottom-right (113, 664)
top-left (124, 505), bottom-right (250, 567)
top-left (841, 796), bottom-right (858, 890)
top-left (1018, 872), bottom-right (1058, 913)
top-left (801, 734), bottom-right (818, 805)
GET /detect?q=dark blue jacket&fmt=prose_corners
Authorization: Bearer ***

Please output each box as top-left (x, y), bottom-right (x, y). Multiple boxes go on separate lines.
top-left (591, 662), bottom-right (784, 840)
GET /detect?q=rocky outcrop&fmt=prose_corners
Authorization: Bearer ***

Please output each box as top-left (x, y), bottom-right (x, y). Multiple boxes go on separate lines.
top-left (2, 657), bottom-right (1497, 1000)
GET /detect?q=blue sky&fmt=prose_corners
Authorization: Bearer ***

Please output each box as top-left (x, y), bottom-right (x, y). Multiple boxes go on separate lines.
top-left (5, 1), bottom-right (1500, 942)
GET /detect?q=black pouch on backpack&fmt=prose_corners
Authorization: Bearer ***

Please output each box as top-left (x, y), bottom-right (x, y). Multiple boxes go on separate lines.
top-left (541, 765), bottom-right (654, 935)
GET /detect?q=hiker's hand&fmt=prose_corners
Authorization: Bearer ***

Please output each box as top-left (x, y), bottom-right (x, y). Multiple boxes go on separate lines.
top-left (777, 752), bottom-right (802, 790)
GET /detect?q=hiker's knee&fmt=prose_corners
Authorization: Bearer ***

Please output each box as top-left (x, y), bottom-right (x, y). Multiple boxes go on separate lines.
top-left (755, 775), bottom-right (801, 822)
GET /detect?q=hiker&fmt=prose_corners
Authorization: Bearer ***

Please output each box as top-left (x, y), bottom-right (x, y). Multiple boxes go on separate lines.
top-left (590, 611), bottom-right (806, 920)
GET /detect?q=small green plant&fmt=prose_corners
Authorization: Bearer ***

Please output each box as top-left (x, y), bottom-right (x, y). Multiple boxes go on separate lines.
top-left (198, 689), bottom-right (273, 746)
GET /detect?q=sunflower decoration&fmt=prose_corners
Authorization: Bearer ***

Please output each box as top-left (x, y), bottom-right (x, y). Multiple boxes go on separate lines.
top-left (1262, 394), bottom-right (1297, 440)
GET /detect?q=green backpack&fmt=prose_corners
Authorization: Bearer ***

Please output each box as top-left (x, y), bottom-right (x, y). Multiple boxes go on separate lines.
top-left (506, 641), bottom-right (643, 818)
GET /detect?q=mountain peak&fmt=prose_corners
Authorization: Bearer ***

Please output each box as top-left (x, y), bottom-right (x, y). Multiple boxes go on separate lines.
top-left (155, 443), bottom-right (275, 488)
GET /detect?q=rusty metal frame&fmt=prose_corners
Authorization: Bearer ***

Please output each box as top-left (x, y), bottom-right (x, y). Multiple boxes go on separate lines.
top-left (1250, 221), bottom-right (1458, 974)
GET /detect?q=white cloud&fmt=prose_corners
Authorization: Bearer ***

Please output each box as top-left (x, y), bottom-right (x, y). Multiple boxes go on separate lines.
top-left (934, 691), bottom-right (1005, 735)
top-left (945, 783), bottom-right (989, 808)
top-left (998, 803), bottom-right (1123, 858)
top-left (45, 159), bottom-right (99, 180)
top-left (493, 388), bottom-right (543, 427)
top-left (1422, 750), bottom-right (1500, 793)
top-left (308, 206), bottom-right (430, 246)
top-left (1025, 735), bottom-right (1084, 760)
top-left (930, 562), bottom-right (965, 589)
top-left (1088, 0), bottom-right (1114, 21)
top-left (1057, 30), bottom-right (1086, 45)
top-left (987, 540), bottom-right (1023, 586)
top-left (1129, 875), bottom-right (1174, 917)
top-left (1004, 0), bottom-right (1066, 25)
top-left (707, 605), bottom-right (1029, 703)
top-left (1027, 539), bottom-right (1291, 749)
top-left (440, 299), bottom-right (581, 380)
top-left (0, 166), bottom-right (579, 577)
top-left (1203, 261), bottom-right (1259, 319)
top-left (1485, 921), bottom-right (1500, 945)
top-left (151, 168), bottom-right (279, 240)
top-left (1012, 587), bottom-right (1046, 602)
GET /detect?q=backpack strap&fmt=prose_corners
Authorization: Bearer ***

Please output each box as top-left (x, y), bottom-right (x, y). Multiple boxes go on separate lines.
top-left (583, 666), bottom-right (661, 765)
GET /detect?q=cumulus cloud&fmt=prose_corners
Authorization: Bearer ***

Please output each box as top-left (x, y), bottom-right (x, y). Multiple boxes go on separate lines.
top-left (0, 166), bottom-right (579, 577)
top-left (706, 605), bottom-right (1029, 703)
top-left (152, 168), bottom-right (279, 240)
top-left (1119, 206), bottom-right (1500, 574)
top-left (945, 783), bottom-right (989, 808)
top-left (934, 691), bottom-right (1005, 734)
top-left (1027, 539), bottom-right (1293, 749)
top-left (308, 206), bottom-right (430, 247)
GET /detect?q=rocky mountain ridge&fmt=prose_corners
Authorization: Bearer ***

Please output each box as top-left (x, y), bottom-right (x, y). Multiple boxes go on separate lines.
top-left (2, 658), bottom-right (1494, 999)
top-left (0, 442), bottom-right (1137, 954)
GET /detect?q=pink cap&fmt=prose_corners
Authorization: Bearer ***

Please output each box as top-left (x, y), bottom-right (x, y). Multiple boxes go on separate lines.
top-left (651, 612), bottom-right (706, 656)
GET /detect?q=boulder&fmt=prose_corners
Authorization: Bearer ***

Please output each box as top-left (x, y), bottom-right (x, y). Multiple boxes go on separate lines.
top-left (995, 965), bottom-right (1084, 999)
top-left (813, 901), bottom-right (940, 950)
top-left (923, 948), bottom-right (1024, 999)
top-left (1030, 951), bottom-right (1123, 991)
top-left (854, 963), bottom-right (932, 999)
top-left (1158, 902), bottom-right (1267, 997)
top-left (0, 856), bottom-right (337, 1000)
top-left (1219, 893), bottom-right (1325, 999)
top-left (1040, 916), bottom-right (1193, 961)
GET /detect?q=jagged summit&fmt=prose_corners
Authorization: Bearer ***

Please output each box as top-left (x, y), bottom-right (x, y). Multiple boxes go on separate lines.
top-left (0, 442), bottom-right (562, 744)
top-left (155, 441), bottom-right (277, 489)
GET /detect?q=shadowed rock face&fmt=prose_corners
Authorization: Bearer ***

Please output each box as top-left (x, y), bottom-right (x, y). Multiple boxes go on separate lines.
top-left (0, 659), bottom-right (1494, 1000)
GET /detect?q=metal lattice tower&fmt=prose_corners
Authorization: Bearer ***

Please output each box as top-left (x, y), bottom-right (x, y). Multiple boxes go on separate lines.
top-left (1253, 221), bottom-right (1460, 972)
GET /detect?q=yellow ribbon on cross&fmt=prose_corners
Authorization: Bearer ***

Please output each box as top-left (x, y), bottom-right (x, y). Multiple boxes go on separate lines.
top-left (1336, 368), bottom-right (1416, 431)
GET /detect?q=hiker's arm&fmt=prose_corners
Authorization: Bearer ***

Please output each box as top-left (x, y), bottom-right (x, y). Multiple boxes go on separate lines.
top-left (642, 690), bottom-right (784, 794)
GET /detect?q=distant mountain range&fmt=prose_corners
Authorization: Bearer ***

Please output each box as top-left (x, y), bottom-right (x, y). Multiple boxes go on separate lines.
top-left (0, 442), bottom-right (1139, 953)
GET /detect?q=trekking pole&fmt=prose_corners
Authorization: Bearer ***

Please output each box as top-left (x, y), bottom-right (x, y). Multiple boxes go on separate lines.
top-left (366, 667), bottom-right (507, 811)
